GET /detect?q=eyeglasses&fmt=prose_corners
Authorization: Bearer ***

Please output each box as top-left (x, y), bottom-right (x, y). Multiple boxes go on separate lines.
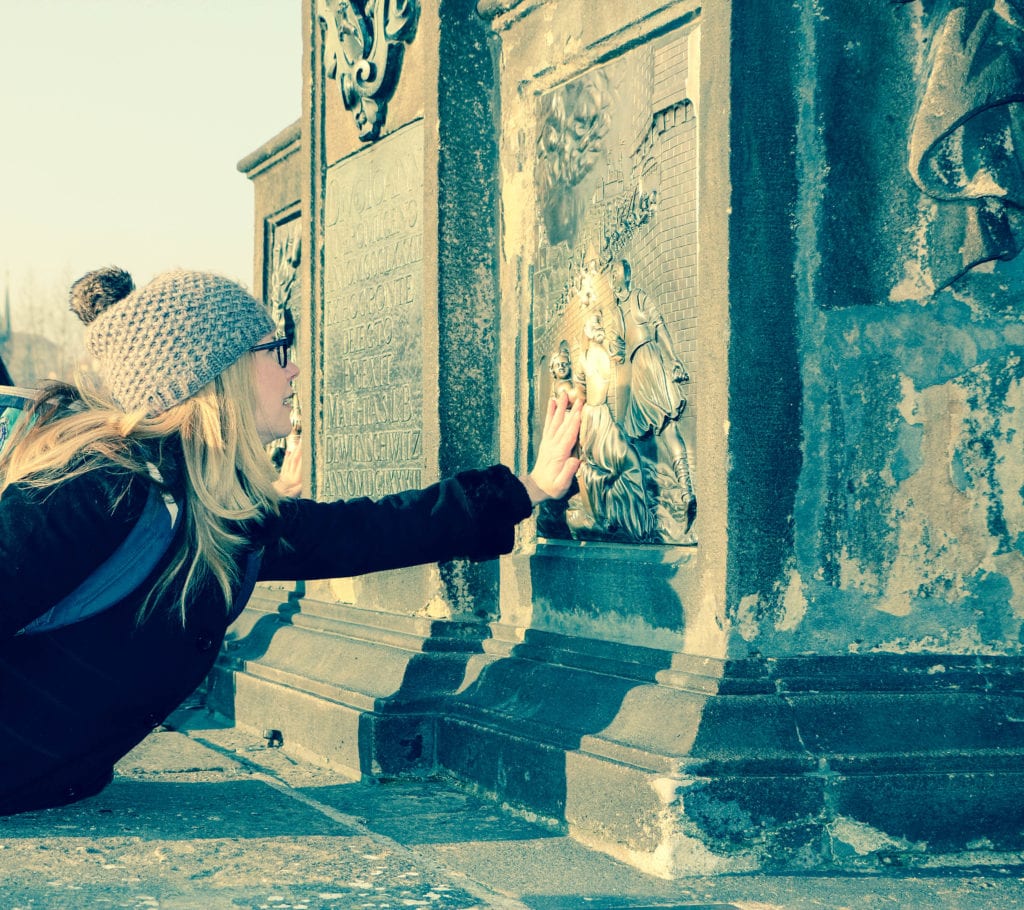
top-left (250, 337), bottom-right (290, 368)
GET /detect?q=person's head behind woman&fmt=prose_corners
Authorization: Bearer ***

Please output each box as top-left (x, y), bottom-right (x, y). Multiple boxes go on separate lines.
top-left (0, 266), bottom-right (296, 623)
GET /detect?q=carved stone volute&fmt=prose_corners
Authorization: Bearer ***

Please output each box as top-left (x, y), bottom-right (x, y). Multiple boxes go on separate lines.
top-left (317, 0), bottom-right (420, 141)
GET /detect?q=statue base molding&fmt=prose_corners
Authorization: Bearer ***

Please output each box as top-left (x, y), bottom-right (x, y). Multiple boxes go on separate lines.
top-left (209, 591), bottom-right (1024, 875)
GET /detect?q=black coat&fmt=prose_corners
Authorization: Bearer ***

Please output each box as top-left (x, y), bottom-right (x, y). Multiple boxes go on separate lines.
top-left (0, 459), bottom-right (531, 813)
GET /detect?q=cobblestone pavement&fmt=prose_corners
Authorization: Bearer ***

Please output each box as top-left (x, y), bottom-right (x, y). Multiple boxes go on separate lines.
top-left (2, 709), bottom-right (1023, 909)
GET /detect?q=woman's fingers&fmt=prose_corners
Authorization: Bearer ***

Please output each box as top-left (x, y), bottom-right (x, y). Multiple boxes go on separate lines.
top-left (526, 393), bottom-right (582, 501)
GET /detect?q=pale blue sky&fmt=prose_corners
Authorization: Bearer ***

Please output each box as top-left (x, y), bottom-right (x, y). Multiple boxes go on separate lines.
top-left (0, 0), bottom-right (301, 331)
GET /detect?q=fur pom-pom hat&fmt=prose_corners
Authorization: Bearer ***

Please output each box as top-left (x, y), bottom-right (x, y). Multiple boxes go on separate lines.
top-left (70, 266), bottom-right (275, 416)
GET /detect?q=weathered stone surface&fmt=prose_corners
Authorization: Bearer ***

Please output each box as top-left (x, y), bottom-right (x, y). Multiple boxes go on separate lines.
top-left (320, 122), bottom-right (425, 502)
top-left (220, 0), bottom-right (1024, 878)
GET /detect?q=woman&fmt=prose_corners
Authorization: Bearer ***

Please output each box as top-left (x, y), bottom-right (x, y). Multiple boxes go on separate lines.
top-left (0, 266), bottom-right (580, 815)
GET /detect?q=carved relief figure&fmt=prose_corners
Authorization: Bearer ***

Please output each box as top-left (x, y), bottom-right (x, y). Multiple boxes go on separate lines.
top-left (535, 340), bottom-right (583, 539)
top-left (565, 308), bottom-right (653, 542)
top-left (907, 0), bottom-right (1024, 290)
top-left (317, 0), bottom-right (420, 141)
top-left (609, 259), bottom-right (696, 534)
top-left (266, 223), bottom-right (302, 479)
top-left (549, 340), bottom-right (582, 406)
top-left (268, 226), bottom-right (301, 345)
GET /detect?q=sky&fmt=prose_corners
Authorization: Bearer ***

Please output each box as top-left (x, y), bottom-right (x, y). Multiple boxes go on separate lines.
top-left (0, 0), bottom-right (301, 336)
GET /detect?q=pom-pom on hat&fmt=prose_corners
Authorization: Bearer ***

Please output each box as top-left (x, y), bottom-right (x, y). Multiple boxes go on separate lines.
top-left (72, 266), bottom-right (275, 416)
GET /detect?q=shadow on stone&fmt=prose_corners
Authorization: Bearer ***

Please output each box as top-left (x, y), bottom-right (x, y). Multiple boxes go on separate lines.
top-left (429, 548), bottom-right (684, 827)
top-left (0, 778), bottom-right (351, 840)
top-left (303, 777), bottom-right (560, 845)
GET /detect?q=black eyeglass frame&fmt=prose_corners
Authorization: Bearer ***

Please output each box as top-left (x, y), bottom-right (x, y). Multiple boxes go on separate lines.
top-left (250, 337), bottom-right (290, 368)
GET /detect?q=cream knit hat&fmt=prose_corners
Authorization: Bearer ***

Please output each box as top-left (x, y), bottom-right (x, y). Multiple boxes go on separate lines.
top-left (71, 266), bottom-right (274, 416)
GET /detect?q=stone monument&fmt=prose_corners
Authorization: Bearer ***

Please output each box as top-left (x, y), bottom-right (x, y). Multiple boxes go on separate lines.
top-left (218, 0), bottom-right (1024, 878)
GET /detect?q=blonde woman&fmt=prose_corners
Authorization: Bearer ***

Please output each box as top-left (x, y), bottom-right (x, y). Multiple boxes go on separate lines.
top-left (0, 267), bottom-right (580, 815)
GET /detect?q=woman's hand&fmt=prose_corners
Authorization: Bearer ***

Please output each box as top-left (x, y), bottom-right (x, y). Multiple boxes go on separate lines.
top-left (520, 393), bottom-right (582, 505)
top-left (273, 434), bottom-right (303, 498)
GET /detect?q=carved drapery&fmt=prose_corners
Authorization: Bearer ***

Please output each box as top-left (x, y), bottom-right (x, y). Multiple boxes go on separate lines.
top-left (317, 0), bottom-right (420, 142)
top-left (906, 0), bottom-right (1024, 291)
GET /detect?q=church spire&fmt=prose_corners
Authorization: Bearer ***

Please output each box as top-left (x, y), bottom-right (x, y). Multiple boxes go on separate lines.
top-left (0, 276), bottom-right (12, 386)
top-left (0, 276), bottom-right (10, 345)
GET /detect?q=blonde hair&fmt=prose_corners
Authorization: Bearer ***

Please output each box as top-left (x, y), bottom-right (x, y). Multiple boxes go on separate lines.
top-left (0, 355), bottom-right (281, 624)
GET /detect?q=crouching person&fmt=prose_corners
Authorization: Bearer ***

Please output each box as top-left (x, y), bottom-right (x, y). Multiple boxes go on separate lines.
top-left (0, 267), bottom-right (581, 815)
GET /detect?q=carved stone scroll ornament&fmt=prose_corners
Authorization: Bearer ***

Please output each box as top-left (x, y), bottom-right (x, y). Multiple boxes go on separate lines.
top-left (907, 0), bottom-right (1024, 291)
top-left (317, 0), bottom-right (420, 141)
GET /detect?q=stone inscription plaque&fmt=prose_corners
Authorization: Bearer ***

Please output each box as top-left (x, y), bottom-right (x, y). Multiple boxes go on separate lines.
top-left (320, 122), bottom-right (425, 500)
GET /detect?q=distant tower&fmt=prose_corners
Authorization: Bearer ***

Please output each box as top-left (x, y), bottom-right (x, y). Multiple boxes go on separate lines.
top-left (0, 279), bottom-right (13, 385)
top-left (0, 279), bottom-right (10, 345)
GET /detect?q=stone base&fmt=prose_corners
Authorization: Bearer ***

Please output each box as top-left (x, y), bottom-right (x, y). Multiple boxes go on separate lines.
top-left (210, 592), bottom-right (1024, 874)
top-left (438, 636), bottom-right (1024, 874)
top-left (207, 588), bottom-right (492, 777)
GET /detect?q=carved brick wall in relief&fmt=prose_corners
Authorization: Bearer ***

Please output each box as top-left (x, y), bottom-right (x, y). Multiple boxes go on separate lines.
top-left (534, 28), bottom-right (699, 546)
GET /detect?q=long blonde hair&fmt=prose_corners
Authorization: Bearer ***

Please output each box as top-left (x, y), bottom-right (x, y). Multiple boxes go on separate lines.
top-left (0, 355), bottom-right (281, 624)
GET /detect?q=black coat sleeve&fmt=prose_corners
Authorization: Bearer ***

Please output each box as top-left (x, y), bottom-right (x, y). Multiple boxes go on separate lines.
top-left (256, 465), bottom-right (534, 582)
top-left (0, 467), bottom-right (146, 639)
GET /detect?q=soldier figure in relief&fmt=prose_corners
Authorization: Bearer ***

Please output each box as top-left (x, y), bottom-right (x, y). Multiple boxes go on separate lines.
top-left (609, 258), bottom-right (696, 533)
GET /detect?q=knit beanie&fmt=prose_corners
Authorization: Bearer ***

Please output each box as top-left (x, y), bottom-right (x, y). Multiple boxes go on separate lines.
top-left (70, 267), bottom-right (275, 416)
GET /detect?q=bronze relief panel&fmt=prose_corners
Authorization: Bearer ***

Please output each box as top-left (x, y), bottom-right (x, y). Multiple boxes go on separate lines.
top-left (532, 28), bottom-right (699, 546)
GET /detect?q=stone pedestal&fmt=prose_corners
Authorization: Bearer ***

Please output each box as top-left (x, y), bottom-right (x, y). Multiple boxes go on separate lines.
top-left (218, 0), bottom-right (1024, 877)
